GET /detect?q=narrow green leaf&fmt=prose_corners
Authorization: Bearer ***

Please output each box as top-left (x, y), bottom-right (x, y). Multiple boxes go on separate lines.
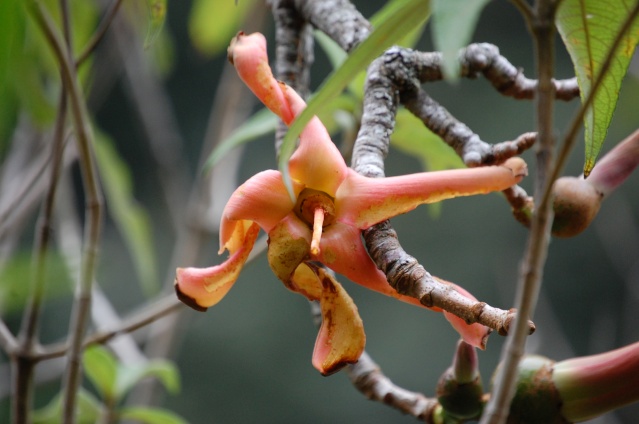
top-left (203, 107), bottom-right (277, 173)
top-left (32, 389), bottom-right (102, 424)
top-left (94, 133), bottom-right (158, 296)
top-left (144, 0), bottom-right (167, 49)
top-left (431, 0), bottom-right (491, 81)
top-left (556, 0), bottom-right (639, 176)
top-left (0, 0), bottom-right (22, 144)
top-left (116, 360), bottom-right (181, 400)
top-left (189, 0), bottom-right (257, 56)
top-left (314, 1), bottom-right (427, 99)
top-left (278, 0), bottom-right (431, 197)
top-left (83, 345), bottom-right (118, 401)
top-left (119, 407), bottom-right (188, 424)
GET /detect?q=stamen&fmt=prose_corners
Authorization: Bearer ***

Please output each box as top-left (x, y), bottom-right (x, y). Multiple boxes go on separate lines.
top-left (310, 207), bottom-right (325, 256)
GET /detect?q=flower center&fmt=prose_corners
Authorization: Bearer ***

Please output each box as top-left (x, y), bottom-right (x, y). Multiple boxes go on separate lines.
top-left (294, 188), bottom-right (336, 256)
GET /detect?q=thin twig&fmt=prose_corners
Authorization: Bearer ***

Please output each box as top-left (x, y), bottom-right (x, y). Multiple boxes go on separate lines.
top-left (75, 0), bottom-right (125, 67)
top-left (0, 321), bottom-right (17, 354)
top-left (27, 3), bottom-right (104, 423)
top-left (480, 1), bottom-right (559, 422)
top-left (308, 291), bottom-right (439, 421)
top-left (12, 92), bottom-right (68, 424)
top-left (483, 3), bottom-right (639, 422)
top-left (40, 295), bottom-right (183, 361)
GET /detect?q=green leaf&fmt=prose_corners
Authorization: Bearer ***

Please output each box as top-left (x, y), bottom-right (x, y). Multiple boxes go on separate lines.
top-left (431, 0), bottom-right (491, 81)
top-left (116, 360), bottom-right (181, 399)
top-left (94, 133), bottom-right (159, 296)
top-left (369, 0), bottom-right (428, 48)
top-left (278, 0), bottom-right (431, 196)
top-left (0, 0), bottom-right (22, 144)
top-left (0, 251), bottom-right (72, 315)
top-left (145, 0), bottom-right (167, 49)
top-left (189, 0), bottom-right (257, 56)
top-left (32, 389), bottom-right (102, 424)
top-left (83, 345), bottom-right (118, 401)
top-left (119, 407), bottom-right (188, 424)
top-left (556, 0), bottom-right (639, 176)
top-left (203, 107), bottom-right (277, 172)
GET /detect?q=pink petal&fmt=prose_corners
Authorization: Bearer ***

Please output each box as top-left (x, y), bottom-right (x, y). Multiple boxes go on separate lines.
top-left (317, 222), bottom-right (489, 348)
top-left (175, 221), bottom-right (260, 310)
top-left (266, 213), bottom-right (311, 286)
top-left (228, 32), bottom-right (295, 124)
top-left (220, 170), bottom-right (302, 250)
top-left (336, 158), bottom-right (528, 228)
top-left (228, 31), bottom-right (348, 195)
top-left (311, 266), bottom-right (366, 376)
top-left (586, 128), bottom-right (639, 197)
top-left (282, 87), bottom-right (350, 195)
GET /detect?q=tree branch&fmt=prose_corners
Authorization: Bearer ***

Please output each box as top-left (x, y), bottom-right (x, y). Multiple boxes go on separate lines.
top-left (27, 3), bottom-right (104, 422)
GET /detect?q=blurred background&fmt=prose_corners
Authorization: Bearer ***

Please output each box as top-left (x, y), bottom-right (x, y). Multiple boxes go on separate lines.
top-left (1, 0), bottom-right (639, 422)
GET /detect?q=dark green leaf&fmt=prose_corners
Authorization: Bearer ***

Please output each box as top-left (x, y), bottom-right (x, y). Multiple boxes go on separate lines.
top-left (556, 0), bottom-right (639, 176)
top-left (119, 407), bottom-right (188, 424)
top-left (278, 0), bottom-right (431, 196)
top-left (0, 0), bottom-right (22, 144)
top-left (431, 0), bottom-right (491, 81)
top-left (94, 133), bottom-right (158, 296)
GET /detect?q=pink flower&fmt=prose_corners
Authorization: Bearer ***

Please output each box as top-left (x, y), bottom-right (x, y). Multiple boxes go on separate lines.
top-left (175, 32), bottom-right (528, 375)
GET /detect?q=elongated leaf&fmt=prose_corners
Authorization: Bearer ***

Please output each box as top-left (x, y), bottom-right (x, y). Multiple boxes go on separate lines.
top-left (314, 1), bottom-right (427, 99)
top-left (95, 133), bottom-right (158, 296)
top-left (556, 0), bottom-right (639, 176)
top-left (278, 0), bottom-right (431, 196)
top-left (116, 360), bottom-right (181, 399)
top-left (431, 0), bottom-right (491, 81)
top-left (204, 107), bottom-right (277, 172)
top-left (83, 345), bottom-right (118, 401)
top-left (119, 407), bottom-right (188, 424)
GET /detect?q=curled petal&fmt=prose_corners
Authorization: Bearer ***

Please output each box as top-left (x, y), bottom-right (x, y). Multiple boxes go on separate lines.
top-left (336, 158), bottom-right (528, 228)
top-left (266, 214), bottom-right (311, 287)
top-left (283, 87), bottom-right (349, 195)
top-left (229, 31), bottom-right (348, 195)
top-left (289, 263), bottom-right (323, 301)
top-left (311, 266), bottom-right (365, 376)
top-left (220, 170), bottom-right (302, 250)
top-left (318, 223), bottom-right (490, 348)
top-left (228, 32), bottom-right (294, 124)
top-left (175, 221), bottom-right (260, 311)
